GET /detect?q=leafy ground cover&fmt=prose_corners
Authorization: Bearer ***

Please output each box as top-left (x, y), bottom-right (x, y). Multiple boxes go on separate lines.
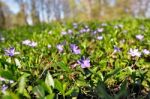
top-left (0, 19), bottom-right (150, 99)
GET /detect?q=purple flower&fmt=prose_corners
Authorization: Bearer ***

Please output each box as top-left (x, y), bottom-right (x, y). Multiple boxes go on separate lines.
top-left (142, 49), bottom-right (150, 55)
top-left (61, 31), bottom-right (67, 35)
top-left (97, 36), bottom-right (103, 40)
top-left (92, 30), bottom-right (97, 35)
top-left (136, 34), bottom-right (144, 40)
top-left (86, 28), bottom-right (90, 32)
top-left (22, 40), bottom-right (37, 47)
top-left (70, 44), bottom-right (81, 54)
top-left (1, 84), bottom-right (8, 94)
top-left (128, 48), bottom-right (141, 57)
top-left (97, 28), bottom-right (104, 33)
top-left (4, 47), bottom-right (20, 57)
top-left (73, 23), bottom-right (78, 29)
top-left (29, 41), bottom-right (37, 47)
top-left (80, 29), bottom-right (86, 33)
top-left (57, 44), bottom-right (64, 53)
top-left (113, 46), bottom-right (121, 53)
top-left (68, 29), bottom-right (73, 34)
top-left (77, 57), bottom-right (90, 68)
top-left (22, 40), bottom-right (31, 45)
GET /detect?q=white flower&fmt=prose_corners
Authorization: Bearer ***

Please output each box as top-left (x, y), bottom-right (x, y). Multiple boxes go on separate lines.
top-left (48, 44), bottom-right (51, 48)
top-left (128, 48), bottom-right (141, 57)
top-left (0, 37), bottom-right (5, 41)
top-left (142, 49), bottom-right (150, 55)
top-left (136, 34), bottom-right (144, 40)
top-left (22, 40), bottom-right (37, 47)
top-left (61, 31), bottom-right (67, 35)
top-left (97, 36), bottom-right (103, 40)
top-left (29, 41), bottom-right (37, 47)
top-left (22, 40), bottom-right (31, 45)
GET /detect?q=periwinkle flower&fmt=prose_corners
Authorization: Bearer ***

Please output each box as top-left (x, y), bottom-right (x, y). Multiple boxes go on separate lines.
top-left (136, 34), bottom-right (144, 40)
top-left (22, 40), bottom-right (37, 47)
top-left (93, 31), bottom-right (97, 35)
top-left (57, 44), bottom-right (64, 53)
top-left (4, 47), bottom-right (20, 57)
top-left (1, 84), bottom-right (8, 94)
top-left (80, 29), bottom-right (86, 33)
top-left (68, 29), bottom-right (73, 34)
top-left (61, 31), bottom-right (67, 35)
top-left (113, 46), bottom-right (121, 53)
top-left (73, 23), bottom-right (78, 29)
top-left (128, 48), bottom-right (141, 57)
top-left (86, 28), bottom-right (90, 32)
top-left (29, 41), bottom-right (37, 47)
top-left (70, 44), bottom-right (81, 54)
top-left (77, 57), bottom-right (90, 68)
top-left (142, 49), bottom-right (150, 55)
top-left (22, 39), bottom-right (31, 45)
top-left (97, 36), bottom-right (103, 40)
top-left (97, 28), bottom-right (104, 33)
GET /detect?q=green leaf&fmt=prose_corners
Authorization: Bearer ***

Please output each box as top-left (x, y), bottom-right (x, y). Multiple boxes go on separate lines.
top-left (18, 73), bottom-right (30, 94)
top-left (33, 85), bottom-right (45, 98)
top-left (57, 62), bottom-right (70, 71)
top-left (104, 68), bottom-right (121, 81)
top-left (0, 70), bottom-right (14, 80)
top-left (2, 92), bottom-right (19, 99)
top-left (45, 94), bottom-right (55, 99)
top-left (14, 58), bottom-right (21, 68)
top-left (54, 80), bottom-right (63, 94)
top-left (45, 72), bottom-right (54, 88)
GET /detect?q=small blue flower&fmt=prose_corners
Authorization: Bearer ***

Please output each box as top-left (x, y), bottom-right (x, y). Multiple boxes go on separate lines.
top-left (113, 45), bottom-right (121, 53)
top-left (57, 44), bottom-right (64, 53)
top-left (4, 47), bottom-right (20, 57)
top-left (1, 84), bottom-right (8, 94)
top-left (70, 44), bottom-right (81, 54)
top-left (77, 57), bottom-right (90, 68)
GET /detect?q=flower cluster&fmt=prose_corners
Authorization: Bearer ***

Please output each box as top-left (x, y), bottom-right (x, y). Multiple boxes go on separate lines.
top-left (22, 40), bottom-right (37, 47)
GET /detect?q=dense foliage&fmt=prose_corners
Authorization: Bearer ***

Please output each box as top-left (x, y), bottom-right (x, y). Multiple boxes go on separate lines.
top-left (0, 19), bottom-right (150, 99)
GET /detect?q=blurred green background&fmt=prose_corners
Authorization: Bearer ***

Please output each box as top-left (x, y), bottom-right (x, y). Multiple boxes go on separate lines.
top-left (0, 0), bottom-right (150, 29)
